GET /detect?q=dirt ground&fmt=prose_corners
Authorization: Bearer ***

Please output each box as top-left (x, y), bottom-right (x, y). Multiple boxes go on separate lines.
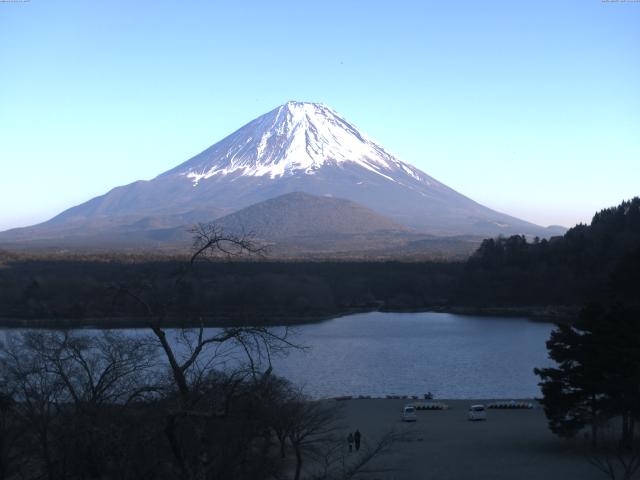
top-left (332, 398), bottom-right (603, 480)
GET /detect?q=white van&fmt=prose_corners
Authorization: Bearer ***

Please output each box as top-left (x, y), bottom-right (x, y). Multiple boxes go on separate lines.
top-left (467, 404), bottom-right (487, 421)
top-left (401, 405), bottom-right (417, 422)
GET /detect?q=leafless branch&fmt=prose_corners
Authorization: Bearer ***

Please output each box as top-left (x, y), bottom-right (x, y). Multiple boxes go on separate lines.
top-left (189, 222), bottom-right (265, 264)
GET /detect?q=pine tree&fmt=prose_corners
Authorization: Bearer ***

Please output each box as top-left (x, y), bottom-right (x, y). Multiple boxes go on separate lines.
top-left (535, 302), bottom-right (640, 447)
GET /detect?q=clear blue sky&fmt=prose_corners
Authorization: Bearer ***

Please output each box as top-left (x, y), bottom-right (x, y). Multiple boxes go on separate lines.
top-left (1, 0), bottom-right (638, 231)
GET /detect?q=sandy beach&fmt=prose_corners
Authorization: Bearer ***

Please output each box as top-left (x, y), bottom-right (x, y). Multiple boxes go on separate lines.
top-left (333, 399), bottom-right (601, 480)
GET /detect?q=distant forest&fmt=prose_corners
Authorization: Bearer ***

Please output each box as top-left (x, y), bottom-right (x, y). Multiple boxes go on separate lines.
top-left (1, 198), bottom-right (639, 327)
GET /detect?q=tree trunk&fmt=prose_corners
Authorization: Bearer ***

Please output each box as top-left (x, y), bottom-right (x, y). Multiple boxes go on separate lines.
top-left (260, 430), bottom-right (273, 464)
top-left (151, 326), bottom-right (190, 401)
top-left (293, 445), bottom-right (302, 480)
top-left (590, 395), bottom-right (598, 447)
top-left (164, 414), bottom-right (190, 480)
top-left (0, 434), bottom-right (6, 480)
top-left (621, 412), bottom-right (634, 448)
top-left (43, 442), bottom-right (55, 480)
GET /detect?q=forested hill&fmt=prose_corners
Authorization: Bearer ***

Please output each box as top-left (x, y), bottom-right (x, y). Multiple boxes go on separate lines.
top-left (1, 199), bottom-right (639, 326)
top-left (461, 197), bottom-right (640, 306)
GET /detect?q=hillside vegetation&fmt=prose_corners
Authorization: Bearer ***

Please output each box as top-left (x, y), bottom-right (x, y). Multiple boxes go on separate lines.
top-left (462, 197), bottom-right (640, 306)
top-left (0, 198), bottom-right (638, 326)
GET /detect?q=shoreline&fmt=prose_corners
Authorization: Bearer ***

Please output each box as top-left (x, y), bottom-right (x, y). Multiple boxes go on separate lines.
top-left (326, 395), bottom-right (541, 403)
top-left (0, 304), bottom-right (577, 329)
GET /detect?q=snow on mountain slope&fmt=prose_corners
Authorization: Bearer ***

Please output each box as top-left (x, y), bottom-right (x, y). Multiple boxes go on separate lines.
top-left (164, 101), bottom-right (435, 187)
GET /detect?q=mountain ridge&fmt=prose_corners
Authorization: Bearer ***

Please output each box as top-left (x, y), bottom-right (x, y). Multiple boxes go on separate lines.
top-left (0, 101), bottom-right (565, 249)
top-left (215, 191), bottom-right (412, 239)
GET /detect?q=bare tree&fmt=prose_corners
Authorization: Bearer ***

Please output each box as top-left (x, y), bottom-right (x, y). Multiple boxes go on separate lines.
top-left (1, 333), bottom-right (67, 480)
top-left (116, 222), bottom-right (288, 403)
top-left (188, 222), bottom-right (265, 264)
top-left (0, 329), bottom-right (162, 480)
top-left (263, 381), bottom-right (406, 480)
top-left (287, 399), bottom-right (342, 480)
top-left (18, 330), bottom-right (159, 408)
top-left (112, 223), bottom-right (305, 480)
top-left (108, 222), bottom-right (410, 480)
top-left (0, 391), bottom-right (20, 480)
top-left (589, 421), bottom-right (640, 480)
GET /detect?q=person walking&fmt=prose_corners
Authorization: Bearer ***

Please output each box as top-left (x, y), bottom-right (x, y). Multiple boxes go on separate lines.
top-left (347, 432), bottom-right (354, 452)
top-left (354, 429), bottom-right (361, 451)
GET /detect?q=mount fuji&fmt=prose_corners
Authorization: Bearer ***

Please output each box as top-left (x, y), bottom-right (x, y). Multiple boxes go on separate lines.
top-left (0, 101), bottom-right (563, 250)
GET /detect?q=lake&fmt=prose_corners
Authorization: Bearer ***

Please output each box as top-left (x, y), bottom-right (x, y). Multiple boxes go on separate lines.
top-left (1, 312), bottom-right (556, 399)
top-left (269, 312), bottom-right (555, 399)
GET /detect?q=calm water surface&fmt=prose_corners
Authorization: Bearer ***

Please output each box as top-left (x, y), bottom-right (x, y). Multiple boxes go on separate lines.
top-left (2, 312), bottom-right (555, 399)
top-left (269, 312), bottom-right (554, 399)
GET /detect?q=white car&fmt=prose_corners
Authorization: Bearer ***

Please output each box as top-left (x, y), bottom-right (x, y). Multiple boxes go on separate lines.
top-left (401, 405), bottom-right (417, 422)
top-left (467, 404), bottom-right (487, 421)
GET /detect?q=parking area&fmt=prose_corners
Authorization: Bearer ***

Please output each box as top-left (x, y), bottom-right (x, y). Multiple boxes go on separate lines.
top-left (336, 398), bottom-right (601, 480)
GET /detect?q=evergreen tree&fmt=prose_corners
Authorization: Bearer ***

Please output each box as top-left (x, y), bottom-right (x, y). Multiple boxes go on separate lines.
top-left (535, 302), bottom-right (640, 446)
top-left (534, 314), bottom-right (606, 444)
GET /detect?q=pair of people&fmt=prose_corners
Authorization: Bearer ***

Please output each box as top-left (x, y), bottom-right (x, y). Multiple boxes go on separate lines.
top-left (347, 429), bottom-right (361, 452)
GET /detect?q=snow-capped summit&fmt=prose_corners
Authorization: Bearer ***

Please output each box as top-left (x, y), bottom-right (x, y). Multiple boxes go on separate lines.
top-left (167, 101), bottom-right (430, 186)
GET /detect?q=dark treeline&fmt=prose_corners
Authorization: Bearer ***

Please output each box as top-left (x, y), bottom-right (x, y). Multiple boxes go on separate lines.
top-left (1, 197), bottom-right (639, 326)
top-left (462, 197), bottom-right (640, 306)
top-left (0, 260), bottom-right (462, 326)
